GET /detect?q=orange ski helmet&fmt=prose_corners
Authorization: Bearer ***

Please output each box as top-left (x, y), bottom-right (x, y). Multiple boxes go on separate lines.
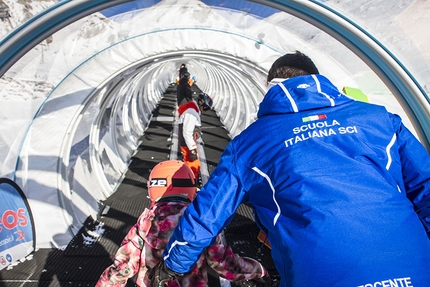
top-left (147, 160), bottom-right (196, 206)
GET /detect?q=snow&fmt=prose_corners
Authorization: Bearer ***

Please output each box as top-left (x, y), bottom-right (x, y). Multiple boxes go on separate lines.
top-left (1, 0), bottom-right (428, 112)
top-left (0, 0), bottom-right (58, 180)
top-left (0, 0), bottom-right (57, 98)
top-left (0, 0), bottom-right (57, 40)
top-left (82, 222), bottom-right (105, 247)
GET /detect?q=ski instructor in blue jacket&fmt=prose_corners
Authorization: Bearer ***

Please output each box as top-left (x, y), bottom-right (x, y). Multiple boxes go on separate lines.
top-left (150, 51), bottom-right (430, 287)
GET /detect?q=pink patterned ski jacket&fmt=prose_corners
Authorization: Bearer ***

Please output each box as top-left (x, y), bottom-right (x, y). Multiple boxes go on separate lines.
top-left (96, 201), bottom-right (267, 286)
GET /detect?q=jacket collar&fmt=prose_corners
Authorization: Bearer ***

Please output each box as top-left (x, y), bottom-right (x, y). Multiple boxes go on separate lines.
top-left (257, 74), bottom-right (353, 118)
top-left (178, 100), bottom-right (199, 115)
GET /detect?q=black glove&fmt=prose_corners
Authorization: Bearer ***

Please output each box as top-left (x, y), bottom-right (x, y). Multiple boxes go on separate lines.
top-left (148, 260), bottom-right (182, 287)
top-left (233, 275), bottom-right (271, 287)
top-left (189, 149), bottom-right (198, 161)
top-left (253, 275), bottom-right (272, 287)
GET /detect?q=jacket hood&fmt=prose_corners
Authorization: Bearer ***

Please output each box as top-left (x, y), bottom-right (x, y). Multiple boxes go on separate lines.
top-left (257, 74), bottom-right (353, 118)
top-left (145, 201), bottom-right (189, 250)
top-left (178, 100), bottom-right (199, 115)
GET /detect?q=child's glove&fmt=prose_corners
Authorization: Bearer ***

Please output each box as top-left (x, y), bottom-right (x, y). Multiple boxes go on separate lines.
top-left (189, 149), bottom-right (198, 161)
top-left (148, 260), bottom-right (182, 287)
top-left (234, 275), bottom-right (272, 287)
top-left (253, 274), bottom-right (272, 287)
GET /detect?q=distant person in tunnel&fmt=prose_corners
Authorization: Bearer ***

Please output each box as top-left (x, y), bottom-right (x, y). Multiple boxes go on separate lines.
top-left (178, 93), bottom-right (213, 183)
top-left (95, 160), bottom-right (269, 287)
top-left (151, 51), bottom-right (430, 287)
top-left (176, 71), bottom-right (194, 106)
top-left (176, 63), bottom-right (194, 87)
top-left (178, 63), bottom-right (187, 78)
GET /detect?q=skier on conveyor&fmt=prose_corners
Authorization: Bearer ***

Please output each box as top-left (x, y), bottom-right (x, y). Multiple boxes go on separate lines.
top-left (177, 93), bottom-right (213, 183)
top-left (96, 160), bottom-right (270, 287)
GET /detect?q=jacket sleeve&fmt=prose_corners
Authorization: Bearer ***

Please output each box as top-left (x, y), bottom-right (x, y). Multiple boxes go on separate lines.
top-left (205, 235), bottom-right (268, 281)
top-left (182, 112), bottom-right (198, 150)
top-left (392, 114), bottom-right (430, 237)
top-left (163, 143), bottom-right (247, 273)
top-left (96, 210), bottom-right (152, 286)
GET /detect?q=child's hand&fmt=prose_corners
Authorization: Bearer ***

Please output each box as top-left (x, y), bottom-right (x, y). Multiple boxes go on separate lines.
top-left (189, 149), bottom-right (198, 161)
top-left (253, 274), bottom-right (271, 287)
top-left (234, 275), bottom-right (272, 287)
top-left (148, 260), bottom-right (181, 286)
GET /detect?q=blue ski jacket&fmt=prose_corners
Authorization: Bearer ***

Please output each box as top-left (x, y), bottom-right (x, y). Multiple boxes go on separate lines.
top-left (164, 74), bottom-right (430, 287)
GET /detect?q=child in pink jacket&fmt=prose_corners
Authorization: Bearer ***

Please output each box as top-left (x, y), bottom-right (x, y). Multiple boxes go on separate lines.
top-left (96, 160), bottom-right (270, 287)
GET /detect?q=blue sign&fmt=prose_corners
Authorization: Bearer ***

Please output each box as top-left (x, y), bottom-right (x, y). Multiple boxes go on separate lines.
top-left (0, 178), bottom-right (35, 270)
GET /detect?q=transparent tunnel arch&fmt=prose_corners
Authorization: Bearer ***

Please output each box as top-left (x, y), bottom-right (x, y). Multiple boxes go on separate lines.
top-left (0, 0), bottom-right (429, 248)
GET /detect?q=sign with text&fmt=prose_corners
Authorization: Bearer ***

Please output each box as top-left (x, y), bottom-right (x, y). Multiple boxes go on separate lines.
top-left (0, 178), bottom-right (35, 270)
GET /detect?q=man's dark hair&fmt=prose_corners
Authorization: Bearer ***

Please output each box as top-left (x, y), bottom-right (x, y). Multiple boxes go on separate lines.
top-left (266, 50), bottom-right (319, 84)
